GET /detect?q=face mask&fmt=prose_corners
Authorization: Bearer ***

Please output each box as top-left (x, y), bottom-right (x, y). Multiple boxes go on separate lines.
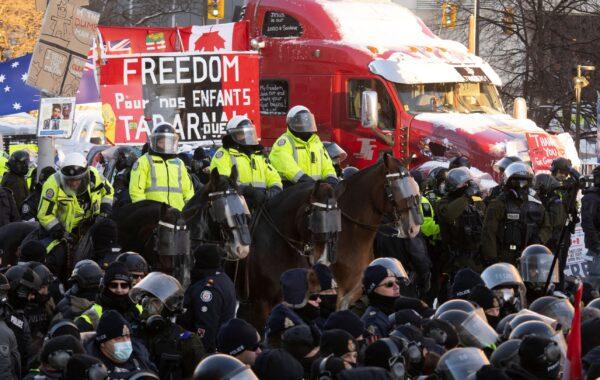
top-left (296, 303), bottom-right (321, 322)
top-left (112, 341), bottom-right (133, 362)
top-left (319, 294), bottom-right (337, 319)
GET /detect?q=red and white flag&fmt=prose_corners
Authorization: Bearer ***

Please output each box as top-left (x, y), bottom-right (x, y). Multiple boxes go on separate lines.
top-left (562, 283), bottom-right (583, 380)
top-left (178, 22), bottom-right (249, 52)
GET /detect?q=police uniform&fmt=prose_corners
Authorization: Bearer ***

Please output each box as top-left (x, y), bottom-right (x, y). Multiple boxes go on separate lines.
top-left (0, 187), bottom-right (19, 227)
top-left (5, 307), bottom-right (32, 374)
top-left (112, 170), bottom-right (133, 209)
top-left (20, 191), bottom-right (39, 222)
top-left (0, 317), bottom-right (20, 380)
top-left (264, 303), bottom-right (305, 348)
top-left (182, 271), bottom-right (236, 353)
top-left (269, 130), bottom-right (337, 184)
top-left (420, 196), bottom-right (440, 242)
top-left (210, 147), bottom-right (282, 193)
top-left (361, 305), bottom-right (392, 339)
top-left (539, 192), bottom-right (567, 252)
top-left (1, 172), bottom-right (29, 209)
top-left (0, 154), bottom-right (8, 181)
top-left (76, 303), bottom-right (143, 332)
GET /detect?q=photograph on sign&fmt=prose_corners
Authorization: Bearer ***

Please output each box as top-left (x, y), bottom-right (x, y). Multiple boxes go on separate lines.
top-left (38, 97), bottom-right (76, 137)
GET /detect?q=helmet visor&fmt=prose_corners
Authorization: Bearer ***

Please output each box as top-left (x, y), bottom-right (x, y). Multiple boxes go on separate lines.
top-left (521, 254), bottom-right (559, 284)
top-left (460, 312), bottom-right (499, 348)
top-left (504, 162), bottom-right (533, 182)
top-left (59, 167), bottom-right (89, 196)
top-left (326, 143), bottom-right (348, 163)
top-left (129, 272), bottom-right (184, 311)
top-left (230, 367), bottom-right (259, 380)
top-left (536, 299), bottom-right (575, 331)
top-left (369, 257), bottom-right (409, 281)
top-left (481, 263), bottom-right (524, 289)
top-left (288, 111), bottom-right (317, 133)
top-left (230, 122), bottom-right (259, 146)
top-left (438, 348), bottom-right (489, 380)
top-left (151, 133), bottom-right (179, 154)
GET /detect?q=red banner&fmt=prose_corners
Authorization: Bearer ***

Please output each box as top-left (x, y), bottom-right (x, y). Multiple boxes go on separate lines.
top-left (526, 132), bottom-right (564, 171)
top-left (99, 52), bottom-right (260, 145)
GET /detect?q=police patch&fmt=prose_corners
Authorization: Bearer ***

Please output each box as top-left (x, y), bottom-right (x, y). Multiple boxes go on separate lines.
top-left (277, 139), bottom-right (286, 146)
top-left (22, 204), bottom-right (29, 214)
top-left (200, 290), bottom-right (213, 302)
top-left (132, 161), bottom-right (139, 170)
top-left (215, 151), bottom-right (224, 158)
top-left (45, 189), bottom-right (54, 198)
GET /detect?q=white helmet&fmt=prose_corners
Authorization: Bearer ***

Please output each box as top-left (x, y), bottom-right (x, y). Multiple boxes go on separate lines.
top-left (59, 152), bottom-right (89, 196)
top-left (286, 105), bottom-right (317, 133)
top-left (226, 116), bottom-right (259, 146)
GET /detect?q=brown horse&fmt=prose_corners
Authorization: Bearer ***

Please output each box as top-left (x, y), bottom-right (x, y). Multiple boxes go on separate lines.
top-left (245, 181), bottom-right (340, 327)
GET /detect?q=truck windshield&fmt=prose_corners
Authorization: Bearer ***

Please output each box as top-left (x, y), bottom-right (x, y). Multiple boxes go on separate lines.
top-left (395, 82), bottom-right (504, 115)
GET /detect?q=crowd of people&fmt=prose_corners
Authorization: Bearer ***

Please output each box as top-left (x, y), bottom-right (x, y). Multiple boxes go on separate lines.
top-left (0, 104), bottom-right (598, 379)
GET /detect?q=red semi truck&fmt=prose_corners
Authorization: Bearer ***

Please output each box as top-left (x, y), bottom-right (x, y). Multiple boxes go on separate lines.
top-left (242, 0), bottom-right (578, 173)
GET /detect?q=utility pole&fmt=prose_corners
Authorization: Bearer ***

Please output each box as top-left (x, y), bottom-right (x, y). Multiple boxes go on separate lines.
top-left (573, 65), bottom-right (595, 154)
top-left (474, 0), bottom-right (479, 55)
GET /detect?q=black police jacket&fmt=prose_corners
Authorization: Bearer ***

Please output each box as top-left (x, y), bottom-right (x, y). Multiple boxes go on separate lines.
top-left (0, 188), bottom-right (19, 228)
top-left (582, 187), bottom-right (600, 253)
top-left (84, 335), bottom-right (157, 379)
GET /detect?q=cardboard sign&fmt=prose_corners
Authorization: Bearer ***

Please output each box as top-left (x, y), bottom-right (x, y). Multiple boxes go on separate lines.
top-left (99, 52), bottom-right (260, 145)
top-left (526, 132), bottom-right (563, 171)
top-left (27, 0), bottom-right (99, 96)
top-left (565, 226), bottom-right (591, 278)
top-left (37, 97), bottom-right (76, 137)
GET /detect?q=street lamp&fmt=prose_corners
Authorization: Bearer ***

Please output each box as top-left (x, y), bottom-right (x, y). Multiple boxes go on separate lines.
top-left (574, 64), bottom-right (595, 154)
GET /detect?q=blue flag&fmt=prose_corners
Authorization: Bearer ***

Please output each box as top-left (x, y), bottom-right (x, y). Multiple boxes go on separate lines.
top-left (0, 54), bottom-right (41, 116)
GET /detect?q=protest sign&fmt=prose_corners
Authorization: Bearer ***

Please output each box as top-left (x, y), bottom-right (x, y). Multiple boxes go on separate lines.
top-left (37, 97), bottom-right (76, 137)
top-left (565, 226), bottom-right (590, 278)
top-left (526, 132), bottom-right (564, 171)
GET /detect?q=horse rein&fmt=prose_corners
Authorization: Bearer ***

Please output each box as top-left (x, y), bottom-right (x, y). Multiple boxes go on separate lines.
top-left (256, 204), bottom-right (316, 257)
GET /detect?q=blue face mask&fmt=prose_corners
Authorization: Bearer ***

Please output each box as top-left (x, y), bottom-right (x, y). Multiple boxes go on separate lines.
top-left (113, 340), bottom-right (133, 362)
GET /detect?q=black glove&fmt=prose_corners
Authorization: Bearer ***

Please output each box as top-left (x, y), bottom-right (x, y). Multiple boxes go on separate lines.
top-left (297, 174), bottom-right (315, 184)
top-left (99, 203), bottom-right (113, 218)
top-left (49, 224), bottom-right (66, 240)
top-left (325, 176), bottom-right (339, 187)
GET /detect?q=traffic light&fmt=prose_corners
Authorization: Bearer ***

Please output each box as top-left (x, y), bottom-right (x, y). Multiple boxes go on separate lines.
top-left (208, 0), bottom-right (225, 20)
top-left (501, 7), bottom-right (515, 35)
top-left (441, 2), bottom-right (458, 29)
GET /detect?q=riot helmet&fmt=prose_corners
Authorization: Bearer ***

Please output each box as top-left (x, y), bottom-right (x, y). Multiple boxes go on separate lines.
top-left (286, 105), bottom-right (317, 134)
top-left (150, 123), bottom-right (179, 155)
top-left (529, 296), bottom-right (575, 331)
top-left (445, 167), bottom-right (472, 194)
top-left (69, 260), bottom-right (103, 290)
top-left (437, 310), bottom-right (498, 349)
top-left (533, 173), bottom-right (560, 197)
top-left (495, 313), bottom-right (517, 336)
top-left (504, 310), bottom-right (558, 338)
top-left (342, 166), bottom-right (359, 179)
top-left (436, 347), bottom-right (489, 380)
top-left (493, 156), bottom-right (522, 174)
top-left (503, 162), bottom-right (534, 189)
top-left (550, 158), bottom-right (572, 177)
top-left (368, 257), bottom-right (409, 283)
top-left (26, 262), bottom-right (53, 288)
top-left (193, 354), bottom-right (258, 380)
top-left (6, 265), bottom-right (41, 308)
top-left (520, 245), bottom-right (558, 286)
top-left (59, 152), bottom-right (90, 196)
top-left (324, 142), bottom-right (348, 165)
top-left (588, 297), bottom-right (600, 309)
top-left (519, 336), bottom-right (562, 380)
top-left (129, 272), bottom-right (184, 313)
top-left (434, 299), bottom-right (486, 322)
top-left (508, 320), bottom-right (567, 356)
top-left (116, 252), bottom-right (149, 279)
top-left (448, 155), bottom-right (471, 170)
top-left (490, 339), bottom-right (521, 368)
top-left (8, 150), bottom-right (30, 176)
top-left (226, 116), bottom-right (259, 147)
top-left (481, 263), bottom-right (525, 290)
top-left (114, 146), bottom-right (138, 172)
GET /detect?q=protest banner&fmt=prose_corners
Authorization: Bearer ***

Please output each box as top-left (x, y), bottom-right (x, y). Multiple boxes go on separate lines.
top-left (526, 132), bottom-right (564, 171)
top-left (37, 97), bottom-right (76, 138)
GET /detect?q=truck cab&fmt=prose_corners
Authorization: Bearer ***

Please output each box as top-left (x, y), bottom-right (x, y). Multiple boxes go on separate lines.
top-left (243, 0), bottom-right (577, 173)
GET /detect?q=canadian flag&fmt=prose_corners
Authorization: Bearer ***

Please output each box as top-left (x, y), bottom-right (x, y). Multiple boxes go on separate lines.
top-left (562, 283), bottom-right (583, 380)
top-left (178, 22), bottom-right (249, 52)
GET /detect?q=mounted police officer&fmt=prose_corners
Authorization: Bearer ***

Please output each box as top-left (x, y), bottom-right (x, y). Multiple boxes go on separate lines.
top-left (438, 167), bottom-right (484, 273)
top-left (582, 165), bottom-right (600, 290)
top-left (129, 123), bottom-right (194, 211)
top-left (112, 146), bottom-right (138, 209)
top-left (37, 152), bottom-right (114, 281)
top-left (481, 162), bottom-right (549, 266)
top-left (21, 166), bottom-right (56, 222)
top-left (269, 106), bottom-right (338, 187)
top-left (130, 272), bottom-right (205, 379)
top-left (1, 150), bottom-right (30, 209)
top-left (210, 116), bottom-right (282, 210)
top-left (533, 173), bottom-right (566, 252)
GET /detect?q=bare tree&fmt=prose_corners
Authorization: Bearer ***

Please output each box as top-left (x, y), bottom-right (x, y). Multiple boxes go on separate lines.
top-left (87, 0), bottom-right (206, 27)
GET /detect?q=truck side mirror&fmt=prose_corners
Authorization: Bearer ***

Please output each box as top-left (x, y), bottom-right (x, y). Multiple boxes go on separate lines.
top-left (361, 90), bottom-right (379, 129)
top-left (513, 97), bottom-right (528, 119)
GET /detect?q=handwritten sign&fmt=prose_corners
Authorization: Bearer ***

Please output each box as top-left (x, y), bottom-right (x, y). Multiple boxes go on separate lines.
top-left (526, 132), bottom-right (563, 171)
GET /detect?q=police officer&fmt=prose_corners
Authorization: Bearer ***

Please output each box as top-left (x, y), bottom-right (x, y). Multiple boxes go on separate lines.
top-left (582, 165), bottom-right (600, 290)
top-left (21, 167), bottom-right (56, 222)
top-left (485, 156), bottom-right (523, 205)
top-left (130, 272), bottom-right (205, 379)
top-left (361, 257), bottom-right (409, 339)
top-left (182, 244), bottom-right (236, 353)
top-left (116, 252), bottom-right (149, 286)
top-left (481, 162), bottom-right (549, 265)
top-left (89, 217), bottom-right (122, 268)
top-left (324, 142), bottom-right (347, 178)
top-left (54, 260), bottom-right (103, 322)
top-left (1, 150), bottom-right (30, 209)
top-left (129, 123), bottom-right (194, 211)
top-left (210, 116), bottom-right (282, 210)
top-left (0, 273), bottom-right (20, 380)
top-left (533, 173), bottom-right (566, 253)
top-left (481, 263), bottom-right (526, 316)
top-left (76, 262), bottom-right (142, 332)
top-left (269, 105), bottom-right (338, 186)
top-left (551, 158), bottom-right (580, 231)
top-left (520, 245), bottom-right (559, 303)
top-left (517, 335), bottom-right (562, 380)
top-left (193, 354), bottom-right (258, 380)
top-left (0, 185), bottom-right (19, 228)
top-left (37, 152), bottom-right (114, 281)
top-left (23, 335), bottom-right (85, 380)
top-left (112, 146), bottom-right (138, 209)
top-left (438, 167), bottom-right (484, 273)
top-left (24, 262), bottom-right (55, 350)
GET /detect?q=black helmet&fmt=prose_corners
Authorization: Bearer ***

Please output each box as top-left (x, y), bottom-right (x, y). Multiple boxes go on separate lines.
top-left (6, 265), bottom-right (41, 307)
top-left (26, 262), bottom-right (53, 287)
top-left (529, 296), bottom-right (574, 331)
top-left (150, 123), bottom-right (178, 155)
top-left (588, 298), bottom-right (600, 309)
top-left (436, 347), bottom-right (489, 379)
top-left (446, 167), bottom-right (472, 194)
top-left (69, 260), bottom-right (103, 290)
top-left (533, 173), bottom-right (560, 196)
top-left (226, 116), bottom-right (259, 147)
top-left (448, 155), bottom-right (471, 170)
top-left (368, 257), bottom-right (409, 283)
top-left (520, 245), bottom-right (558, 285)
top-left (342, 166), bottom-right (359, 179)
top-left (503, 310), bottom-right (558, 338)
top-left (493, 156), bottom-right (522, 174)
top-left (495, 313), bottom-right (517, 336)
top-left (8, 150), bottom-right (30, 176)
top-left (434, 299), bottom-right (481, 319)
top-left (481, 263), bottom-right (524, 290)
top-left (550, 158), bottom-right (572, 176)
top-left (503, 162), bottom-right (533, 188)
top-left (508, 320), bottom-right (556, 340)
top-left (116, 252), bottom-right (149, 274)
top-left (114, 146), bottom-right (138, 172)
top-left (490, 339), bottom-right (521, 368)
top-left (193, 354), bottom-right (258, 380)
top-left (437, 310), bottom-right (498, 349)
top-left (519, 336), bottom-right (562, 380)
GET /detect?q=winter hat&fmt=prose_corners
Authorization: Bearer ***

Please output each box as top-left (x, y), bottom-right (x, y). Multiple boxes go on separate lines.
top-left (320, 329), bottom-right (356, 357)
top-left (364, 339), bottom-right (397, 370)
top-left (20, 240), bottom-right (47, 263)
top-left (64, 354), bottom-right (105, 380)
top-left (282, 324), bottom-right (319, 360)
top-left (41, 335), bottom-right (85, 365)
top-left (582, 317), bottom-right (600, 356)
top-left (362, 265), bottom-right (389, 295)
top-left (451, 268), bottom-right (484, 298)
top-left (324, 310), bottom-right (365, 339)
top-left (281, 268), bottom-right (320, 308)
top-left (95, 310), bottom-right (131, 343)
top-left (217, 318), bottom-right (260, 356)
top-left (265, 304), bottom-right (304, 346)
top-left (394, 296), bottom-right (434, 318)
top-left (389, 309), bottom-right (423, 329)
top-left (470, 284), bottom-right (498, 310)
top-left (252, 349), bottom-right (304, 380)
top-left (193, 147), bottom-right (208, 161)
top-left (313, 263), bottom-right (336, 291)
top-left (91, 218), bottom-right (118, 249)
top-left (193, 244), bottom-right (224, 270)
top-left (102, 262), bottom-right (131, 285)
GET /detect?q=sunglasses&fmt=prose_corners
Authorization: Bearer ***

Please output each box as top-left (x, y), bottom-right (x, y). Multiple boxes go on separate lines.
top-left (131, 274), bottom-right (144, 280)
top-left (377, 280), bottom-right (399, 289)
top-left (108, 282), bottom-right (130, 290)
